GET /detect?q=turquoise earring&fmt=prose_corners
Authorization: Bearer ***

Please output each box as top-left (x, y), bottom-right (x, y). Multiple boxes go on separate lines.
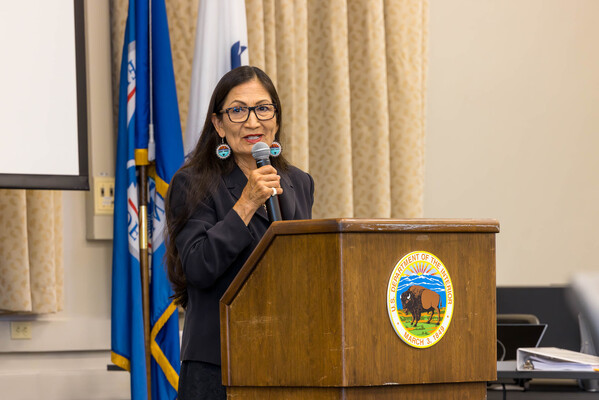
top-left (270, 141), bottom-right (282, 157)
top-left (216, 138), bottom-right (231, 159)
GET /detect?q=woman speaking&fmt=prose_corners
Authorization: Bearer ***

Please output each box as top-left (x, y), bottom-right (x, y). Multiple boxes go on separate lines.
top-left (165, 66), bottom-right (314, 399)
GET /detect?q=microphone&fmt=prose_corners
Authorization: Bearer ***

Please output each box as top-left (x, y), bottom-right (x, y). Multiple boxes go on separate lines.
top-left (252, 142), bottom-right (282, 222)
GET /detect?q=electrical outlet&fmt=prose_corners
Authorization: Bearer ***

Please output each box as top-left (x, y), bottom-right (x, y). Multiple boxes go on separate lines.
top-left (94, 176), bottom-right (115, 215)
top-left (11, 321), bottom-right (32, 340)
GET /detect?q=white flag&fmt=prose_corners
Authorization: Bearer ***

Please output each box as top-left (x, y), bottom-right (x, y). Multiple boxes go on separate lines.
top-left (184, 0), bottom-right (249, 155)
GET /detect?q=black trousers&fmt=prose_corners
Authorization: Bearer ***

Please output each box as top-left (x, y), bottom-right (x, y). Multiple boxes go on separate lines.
top-left (178, 360), bottom-right (227, 400)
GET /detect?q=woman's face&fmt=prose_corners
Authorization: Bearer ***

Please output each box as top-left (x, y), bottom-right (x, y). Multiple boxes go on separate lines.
top-left (212, 79), bottom-right (279, 164)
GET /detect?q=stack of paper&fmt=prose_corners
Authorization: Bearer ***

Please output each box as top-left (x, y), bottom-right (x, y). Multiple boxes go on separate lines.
top-left (517, 347), bottom-right (599, 372)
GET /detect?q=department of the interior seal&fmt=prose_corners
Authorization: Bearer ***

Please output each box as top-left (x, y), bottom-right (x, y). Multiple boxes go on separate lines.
top-left (387, 251), bottom-right (454, 348)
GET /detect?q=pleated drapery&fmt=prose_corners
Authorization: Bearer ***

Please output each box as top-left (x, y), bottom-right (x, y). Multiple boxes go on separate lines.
top-left (110, 0), bottom-right (427, 219)
top-left (246, 0), bottom-right (428, 218)
top-left (0, 190), bottom-right (64, 313)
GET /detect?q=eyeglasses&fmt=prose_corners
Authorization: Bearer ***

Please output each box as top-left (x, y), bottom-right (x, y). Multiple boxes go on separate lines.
top-left (220, 104), bottom-right (277, 123)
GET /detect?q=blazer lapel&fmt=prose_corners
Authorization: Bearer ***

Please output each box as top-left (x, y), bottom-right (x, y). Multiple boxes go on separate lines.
top-left (278, 171), bottom-right (296, 220)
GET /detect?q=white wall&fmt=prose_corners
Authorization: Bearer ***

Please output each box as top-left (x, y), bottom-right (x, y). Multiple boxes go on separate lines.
top-left (425, 0), bottom-right (599, 285)
top-left (0, 1), bottom-right (128, 399)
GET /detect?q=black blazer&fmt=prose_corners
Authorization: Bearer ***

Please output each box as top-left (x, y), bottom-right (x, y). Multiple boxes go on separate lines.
top-left (169, 164), bottom-right (314, 364)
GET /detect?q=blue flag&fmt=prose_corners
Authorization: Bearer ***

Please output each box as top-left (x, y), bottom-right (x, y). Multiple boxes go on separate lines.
top-left (146, 0), bottom-right (183, 398)
top-left (111, 0), bottom-right (183, 399)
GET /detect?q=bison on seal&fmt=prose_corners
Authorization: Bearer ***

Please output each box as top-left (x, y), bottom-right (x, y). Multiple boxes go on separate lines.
top-left (400, 285), bottom-right (441, 327)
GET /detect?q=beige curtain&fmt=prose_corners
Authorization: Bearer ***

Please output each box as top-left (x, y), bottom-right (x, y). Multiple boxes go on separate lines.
top-left (0, 190), bottom-right (64, 313)
top-left (246, 0), bottom-right (428, 218)
top-left (110, 0), bottom-right (427, 219)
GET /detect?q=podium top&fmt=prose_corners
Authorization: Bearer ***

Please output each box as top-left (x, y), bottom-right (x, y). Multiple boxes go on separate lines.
top-left (266, 218), bottom-right (500, 235)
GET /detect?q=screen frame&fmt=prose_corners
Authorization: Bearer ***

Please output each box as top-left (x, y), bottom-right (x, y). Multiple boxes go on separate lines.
top-left (0, 0), bottom-right (89, 191)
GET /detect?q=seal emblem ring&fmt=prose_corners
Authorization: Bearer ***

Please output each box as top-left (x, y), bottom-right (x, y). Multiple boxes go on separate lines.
top-left (387, 251), bottom-right (454, 348)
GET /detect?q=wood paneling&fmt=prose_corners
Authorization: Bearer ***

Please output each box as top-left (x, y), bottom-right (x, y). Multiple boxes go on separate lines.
top-left (227, 382), bottom-right (486, 399)
top-left (341, 232), bottom-right (496, 384)
top-left (222, 233), bottom-right (344, 386)
top-left (220, 219), bottom-right (498, 399)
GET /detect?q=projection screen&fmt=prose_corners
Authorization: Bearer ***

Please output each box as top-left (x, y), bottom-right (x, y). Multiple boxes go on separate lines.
top-left (0, 0), bottom-right (88, 190)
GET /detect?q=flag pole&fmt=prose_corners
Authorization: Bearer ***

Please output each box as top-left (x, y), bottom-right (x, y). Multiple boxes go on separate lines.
top-left (148, 0), bottom-right (156, 162)
top-left (138, 164), bottom-right (152, 400)
top-left (142, 0), bottom-right (155, 398)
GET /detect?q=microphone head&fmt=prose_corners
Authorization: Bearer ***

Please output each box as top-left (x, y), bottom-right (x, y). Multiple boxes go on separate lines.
top-left (251, 142), bottom-right (271, 161)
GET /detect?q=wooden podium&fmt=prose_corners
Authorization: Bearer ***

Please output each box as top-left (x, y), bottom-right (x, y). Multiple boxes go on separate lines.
top-left (220, 219), bottom-right (499, 399)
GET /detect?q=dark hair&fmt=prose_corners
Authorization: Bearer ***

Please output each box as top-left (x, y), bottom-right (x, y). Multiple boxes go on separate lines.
top-left (165, 66), bottom-right (288, 308)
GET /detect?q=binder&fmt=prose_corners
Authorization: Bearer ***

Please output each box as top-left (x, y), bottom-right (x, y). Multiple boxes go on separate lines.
top-left (517, 347), bottom-right (599, 372)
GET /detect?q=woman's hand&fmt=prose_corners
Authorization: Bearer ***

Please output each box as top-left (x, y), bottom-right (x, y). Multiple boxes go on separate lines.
top-left (233, 165), bottom-right (282, 225)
